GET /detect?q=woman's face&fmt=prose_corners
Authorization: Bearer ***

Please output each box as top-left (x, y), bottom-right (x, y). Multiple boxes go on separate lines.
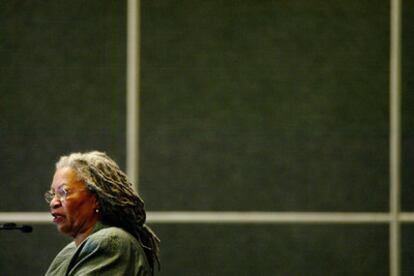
top-left (49, 167), bottom-right (99, 240)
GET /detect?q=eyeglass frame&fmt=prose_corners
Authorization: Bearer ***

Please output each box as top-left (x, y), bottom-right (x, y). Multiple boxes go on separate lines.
top-left (44, 185), bottom-right (88, 204)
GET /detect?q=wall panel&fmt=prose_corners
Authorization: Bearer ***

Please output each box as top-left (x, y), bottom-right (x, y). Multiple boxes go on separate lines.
top-left (140, 0), bottom-right (389, 212)
top-left (0, 0), bottom-right (126, 212)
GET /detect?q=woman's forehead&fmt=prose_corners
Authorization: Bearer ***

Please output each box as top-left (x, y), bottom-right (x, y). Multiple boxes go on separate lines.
top-left (51, 167), bottom-right (83, 188)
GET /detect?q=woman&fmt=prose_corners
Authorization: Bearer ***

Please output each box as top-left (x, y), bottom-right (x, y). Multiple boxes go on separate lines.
top-left (45, 151), bottom-right (160, 276)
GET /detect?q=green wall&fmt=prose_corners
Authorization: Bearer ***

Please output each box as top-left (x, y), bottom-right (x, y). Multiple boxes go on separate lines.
top-left (1, 0), bottom-right (414, 275)
top-left (0, 0), bottom-right (126, 212)
top-left (140, 0), bottom-right (389, 213)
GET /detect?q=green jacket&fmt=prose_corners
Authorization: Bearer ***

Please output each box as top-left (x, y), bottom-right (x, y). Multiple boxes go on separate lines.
top-left (45, 222), bottom-right (150, 276)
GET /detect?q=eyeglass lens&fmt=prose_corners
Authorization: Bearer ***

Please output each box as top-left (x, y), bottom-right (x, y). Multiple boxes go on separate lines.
top-left (44, 186), bottom-right (68, 203)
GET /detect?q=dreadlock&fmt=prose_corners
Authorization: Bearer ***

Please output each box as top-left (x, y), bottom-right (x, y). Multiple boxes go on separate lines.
top-left (56, 151), bottom-right (160, 274)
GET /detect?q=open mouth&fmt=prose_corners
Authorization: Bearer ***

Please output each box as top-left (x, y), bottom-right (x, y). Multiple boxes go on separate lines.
top-left (52, 213), bottom-right (65, 223)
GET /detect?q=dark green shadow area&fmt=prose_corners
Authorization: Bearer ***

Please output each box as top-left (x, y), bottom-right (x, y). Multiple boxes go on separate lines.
top-left (151, 223), bottom-right (388, 276)
top-left (401, 0), bottom-right (414, 211)
top-left (0, 224), bottom-right (70, 275)
top-left (0, 0), bottom-right (126, 211)
top-left (140, 0), bottom-right (389, 212)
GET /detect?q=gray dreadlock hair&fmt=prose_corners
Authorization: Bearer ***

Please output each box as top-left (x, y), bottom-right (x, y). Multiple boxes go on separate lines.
top-left (56, 151), bottom-right (160, 273)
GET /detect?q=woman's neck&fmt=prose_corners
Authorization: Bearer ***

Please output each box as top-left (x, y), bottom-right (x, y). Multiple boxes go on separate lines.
top-left (74, 219), bottom-right (99, 246)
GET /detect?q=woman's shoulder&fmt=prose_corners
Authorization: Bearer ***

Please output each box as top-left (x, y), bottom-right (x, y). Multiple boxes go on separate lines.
top-left (64, 225), bottom-right (151, 275)
top-left (84, 224), bottom-right (141, 251)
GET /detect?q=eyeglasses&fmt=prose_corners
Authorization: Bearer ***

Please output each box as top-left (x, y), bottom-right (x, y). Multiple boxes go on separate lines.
top-left (44, 185), bottom-right (85, 204)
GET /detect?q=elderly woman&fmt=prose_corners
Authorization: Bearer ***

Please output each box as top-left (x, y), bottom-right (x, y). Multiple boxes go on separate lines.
top-left (45, 151), bottom-right (160, 275)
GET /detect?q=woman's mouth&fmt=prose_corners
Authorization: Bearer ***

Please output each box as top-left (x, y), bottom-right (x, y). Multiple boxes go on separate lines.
top-left (52, 213), bottom-right (65, 223)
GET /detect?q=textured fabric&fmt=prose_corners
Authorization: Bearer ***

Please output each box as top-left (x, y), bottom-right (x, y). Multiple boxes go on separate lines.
top-left (45, 222), bottom-right (150, 276)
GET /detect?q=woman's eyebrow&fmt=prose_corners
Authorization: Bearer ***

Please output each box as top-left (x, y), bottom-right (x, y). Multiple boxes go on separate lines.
top-left (50, 183), bottom-right (67, 191)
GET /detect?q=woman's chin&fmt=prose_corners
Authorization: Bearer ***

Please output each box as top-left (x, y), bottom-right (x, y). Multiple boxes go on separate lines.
top-left (56, 224), bottom-right (70, 235)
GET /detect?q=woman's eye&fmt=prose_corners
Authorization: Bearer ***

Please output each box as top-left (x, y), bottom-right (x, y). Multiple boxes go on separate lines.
top-left (57, 187), bottom-right (68, 197)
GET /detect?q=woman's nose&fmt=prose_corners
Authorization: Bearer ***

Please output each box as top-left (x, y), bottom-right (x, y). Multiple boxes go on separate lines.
top-left (49, 197), bottom-right (62, 209)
